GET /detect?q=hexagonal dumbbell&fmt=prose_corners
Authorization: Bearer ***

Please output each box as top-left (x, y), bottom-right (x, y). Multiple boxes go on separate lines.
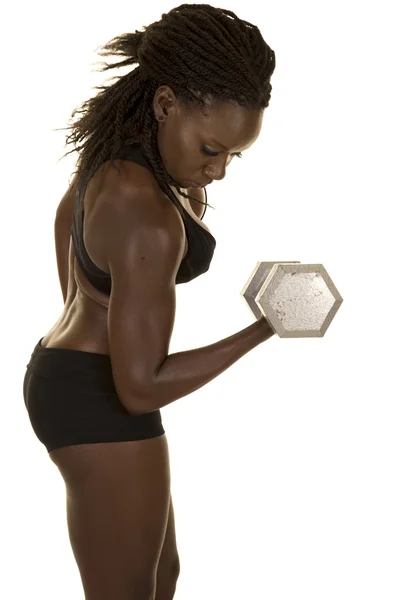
top-left (241, 261), bottom-right (343, 338)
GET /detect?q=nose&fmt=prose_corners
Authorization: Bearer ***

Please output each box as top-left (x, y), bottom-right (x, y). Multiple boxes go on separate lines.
top-left (204, 154), bottom-right (234, 183)
top-left (203, 165), bottom-right (226, 182)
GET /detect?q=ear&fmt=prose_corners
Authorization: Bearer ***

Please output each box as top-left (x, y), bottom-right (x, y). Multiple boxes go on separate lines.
top-left (153, 86), bottom-right (176, 120)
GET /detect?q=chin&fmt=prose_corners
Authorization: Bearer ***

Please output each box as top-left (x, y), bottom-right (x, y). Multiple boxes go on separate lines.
top-left (176, 180), bottom-right (189, 190)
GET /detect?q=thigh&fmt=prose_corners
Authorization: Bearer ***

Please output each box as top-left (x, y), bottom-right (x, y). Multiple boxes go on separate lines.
top-left (50, 435), bottom-right (170, 600)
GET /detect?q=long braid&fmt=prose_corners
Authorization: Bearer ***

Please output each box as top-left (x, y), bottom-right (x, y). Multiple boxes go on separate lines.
top-left (56, 4), bottom-right (276, 217)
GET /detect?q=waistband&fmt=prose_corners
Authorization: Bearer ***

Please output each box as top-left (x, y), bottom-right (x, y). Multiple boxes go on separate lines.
top-left (26, 337), bottom-right (114, 380)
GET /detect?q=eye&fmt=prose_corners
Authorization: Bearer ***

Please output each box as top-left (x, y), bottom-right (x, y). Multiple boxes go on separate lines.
top-left (201, 144), bottom-right (243, 159)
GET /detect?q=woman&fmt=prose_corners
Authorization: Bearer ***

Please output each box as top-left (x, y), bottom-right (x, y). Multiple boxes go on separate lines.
top-left (23, 4), bottom-right (276, 599)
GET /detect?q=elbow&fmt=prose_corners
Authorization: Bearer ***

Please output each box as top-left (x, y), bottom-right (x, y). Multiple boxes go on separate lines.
top-left (113, 373), bottom-right (157, 417)
top-left (122, 386), bottom-right (154, 417)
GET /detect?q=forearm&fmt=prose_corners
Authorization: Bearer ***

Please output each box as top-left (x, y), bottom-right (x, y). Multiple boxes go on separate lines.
top-left (138, 318), bottom-right (274, 414)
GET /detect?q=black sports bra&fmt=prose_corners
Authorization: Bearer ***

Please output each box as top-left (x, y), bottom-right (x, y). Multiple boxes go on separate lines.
top-left (70, 142), bottom-right (216, 294)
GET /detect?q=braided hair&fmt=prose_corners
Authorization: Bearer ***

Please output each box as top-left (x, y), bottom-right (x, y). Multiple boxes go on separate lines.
top-left (57, 4), bottom-right (276, 216)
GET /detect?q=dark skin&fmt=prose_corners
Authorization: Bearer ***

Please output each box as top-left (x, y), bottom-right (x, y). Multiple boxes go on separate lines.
top-left (42, 87), bottom-right (269, 599)
top-left (155, 85), bottom-right (264, 188)
top-left (44, 85), bottom-right (264, 353)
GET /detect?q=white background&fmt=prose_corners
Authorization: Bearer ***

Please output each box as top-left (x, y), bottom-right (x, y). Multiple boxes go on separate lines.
top-left (2, 1), bottom-right (399, 598)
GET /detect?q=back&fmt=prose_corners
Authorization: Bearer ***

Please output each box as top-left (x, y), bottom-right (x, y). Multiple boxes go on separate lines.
top-left (103, 175), bottom-right (187, 414)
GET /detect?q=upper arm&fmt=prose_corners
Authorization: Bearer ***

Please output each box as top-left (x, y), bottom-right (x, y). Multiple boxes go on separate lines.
top-left (105, 183), bottom-right (186, 414)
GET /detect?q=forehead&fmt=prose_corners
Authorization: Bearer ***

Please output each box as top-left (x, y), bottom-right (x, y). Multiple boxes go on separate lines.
top-left (185, 99), bottom-right (263, 148)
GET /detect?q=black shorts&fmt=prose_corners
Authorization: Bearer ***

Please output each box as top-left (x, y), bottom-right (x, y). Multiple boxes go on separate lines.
top-left (23, 337), bottom-right (165, 453)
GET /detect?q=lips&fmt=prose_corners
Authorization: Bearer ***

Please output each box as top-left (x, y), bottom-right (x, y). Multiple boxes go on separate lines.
top-left (187, 179), bottom-right (212, 188)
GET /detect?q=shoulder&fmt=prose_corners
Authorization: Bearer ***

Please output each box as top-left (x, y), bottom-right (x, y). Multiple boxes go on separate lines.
top-left (103, 158), bottom-right (159, 197)
top-left (100, 160), bottom-right (183, 234)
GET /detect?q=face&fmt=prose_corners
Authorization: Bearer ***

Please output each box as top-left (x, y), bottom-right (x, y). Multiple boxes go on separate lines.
top-left (153, 86), bottom-right (264, 189)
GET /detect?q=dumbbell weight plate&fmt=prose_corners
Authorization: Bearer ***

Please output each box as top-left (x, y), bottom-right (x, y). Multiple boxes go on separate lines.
top-left (256, 263), bottom-right (343, 338)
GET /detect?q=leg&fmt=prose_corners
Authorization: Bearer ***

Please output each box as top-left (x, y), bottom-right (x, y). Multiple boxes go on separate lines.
top-left (154, 495), bottom-right (180, 600)
top-left (50, 435), bottom-right (171, 600)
